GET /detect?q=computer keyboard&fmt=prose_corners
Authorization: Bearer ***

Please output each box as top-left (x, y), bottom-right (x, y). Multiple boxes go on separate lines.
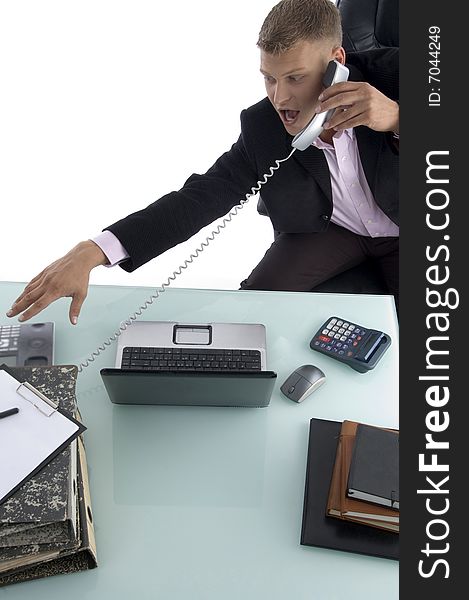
top-left (120, 347), bottom-right (262, 372)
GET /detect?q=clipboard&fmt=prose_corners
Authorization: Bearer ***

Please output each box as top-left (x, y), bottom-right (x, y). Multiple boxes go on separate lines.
top-left (0, 367), bottom-right (86, 505)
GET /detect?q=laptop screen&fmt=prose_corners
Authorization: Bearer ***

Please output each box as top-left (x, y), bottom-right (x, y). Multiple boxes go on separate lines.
top-left (101, 369), bottom-right (277, 408)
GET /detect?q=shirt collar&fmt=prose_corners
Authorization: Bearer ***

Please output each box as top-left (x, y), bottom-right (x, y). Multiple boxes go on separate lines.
top-left (312, 127), bottom-right (354, 149)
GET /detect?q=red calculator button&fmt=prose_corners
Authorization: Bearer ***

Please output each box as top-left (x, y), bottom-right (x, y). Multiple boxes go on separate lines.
top-left (357, 335), bottom-right (362, 341)
top-left (319, 335), bottom-right (331, 342)
top-left (347, 351), bottom-right (353, 357)
top-left (353, 341), bottom-right (358, 347)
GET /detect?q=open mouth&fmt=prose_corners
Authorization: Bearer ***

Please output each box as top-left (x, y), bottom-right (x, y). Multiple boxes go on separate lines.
top-left (280, 109), bottom-right (300, 125)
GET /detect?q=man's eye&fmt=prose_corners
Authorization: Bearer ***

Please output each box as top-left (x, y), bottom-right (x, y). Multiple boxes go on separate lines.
top-left (289, 75), bottom-right (303, 82)
top-left (264, 76), bottom-right (275, 84)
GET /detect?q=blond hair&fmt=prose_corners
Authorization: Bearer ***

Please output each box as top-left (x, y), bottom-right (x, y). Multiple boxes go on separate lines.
top-left (257, 0), bottom-right (342, 55)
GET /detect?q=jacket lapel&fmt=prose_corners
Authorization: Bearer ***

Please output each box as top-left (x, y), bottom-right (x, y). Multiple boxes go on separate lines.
top-left (285, 132), bottom-right (332, 202)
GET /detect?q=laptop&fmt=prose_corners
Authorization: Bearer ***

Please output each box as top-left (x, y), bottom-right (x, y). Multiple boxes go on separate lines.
top-left (100, 321), bottom-right (277, 407)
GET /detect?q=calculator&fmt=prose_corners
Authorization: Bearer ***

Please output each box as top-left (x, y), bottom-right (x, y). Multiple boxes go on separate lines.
top-left (0, 322), bottom-right (54, 367)
top-left (309, 317), bottom-right (391, 373)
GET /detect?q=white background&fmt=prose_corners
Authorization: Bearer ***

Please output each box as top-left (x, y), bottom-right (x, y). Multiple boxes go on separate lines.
top-left (0, 0), bottom-right (280, 293)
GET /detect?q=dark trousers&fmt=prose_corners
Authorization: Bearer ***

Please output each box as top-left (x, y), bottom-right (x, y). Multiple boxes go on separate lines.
top-left (240, 223), bottom-right (399, 303)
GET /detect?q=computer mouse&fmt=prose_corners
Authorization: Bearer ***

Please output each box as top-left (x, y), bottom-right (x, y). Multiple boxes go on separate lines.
top-left (280, 364), bottom-right (326, 403)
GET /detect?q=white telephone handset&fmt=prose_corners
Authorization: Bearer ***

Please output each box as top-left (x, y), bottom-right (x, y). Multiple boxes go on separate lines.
top-left (78, 61), bottom-right (349, 372)
top-left (292, 60), bottom-right (349, 151)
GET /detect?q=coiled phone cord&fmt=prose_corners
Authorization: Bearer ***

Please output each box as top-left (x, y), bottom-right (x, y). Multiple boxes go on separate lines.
top-left (78, 147), bottom-right (297, 372)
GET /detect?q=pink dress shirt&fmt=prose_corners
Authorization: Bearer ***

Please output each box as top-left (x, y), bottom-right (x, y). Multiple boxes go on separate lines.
top-left (312, 128), bottom-right (399, 237)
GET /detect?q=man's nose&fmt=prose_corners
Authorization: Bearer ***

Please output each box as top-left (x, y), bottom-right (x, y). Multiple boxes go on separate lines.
top-left (273, 82), bottom-right (291, 106)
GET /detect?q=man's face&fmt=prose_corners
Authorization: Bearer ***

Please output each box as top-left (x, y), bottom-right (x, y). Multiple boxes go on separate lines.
top-left (260, 40), bottom-right (344, 135)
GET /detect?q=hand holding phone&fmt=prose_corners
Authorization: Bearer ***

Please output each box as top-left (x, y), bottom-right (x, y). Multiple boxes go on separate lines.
top-left (291, 60), bottom-right (349, 151)
top-left (316, 80), bottom-right (400, 135)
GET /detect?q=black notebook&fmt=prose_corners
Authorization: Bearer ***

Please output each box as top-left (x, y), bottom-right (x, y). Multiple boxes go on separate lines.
top-left (347, 424), bottom-right (399, 509)
top-left (301, 418), bottom-right (399, 560)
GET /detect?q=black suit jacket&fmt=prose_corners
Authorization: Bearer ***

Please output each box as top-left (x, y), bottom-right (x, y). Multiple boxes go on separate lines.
top-left (106, 48), bottom-right (399, 272)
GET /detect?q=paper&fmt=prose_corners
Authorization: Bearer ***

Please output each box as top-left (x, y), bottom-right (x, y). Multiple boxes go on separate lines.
top-left (0, 370), bottom-right (81, 505)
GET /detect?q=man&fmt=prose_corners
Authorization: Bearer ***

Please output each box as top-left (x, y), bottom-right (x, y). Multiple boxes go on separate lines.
top-left (7, 0), bottom-right (399, 325)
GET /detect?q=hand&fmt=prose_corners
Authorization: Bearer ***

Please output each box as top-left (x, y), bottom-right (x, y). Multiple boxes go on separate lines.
top-left (315, 81), bottom-right (399, 134)
top-left (6, 241), bottom-right (108, 325)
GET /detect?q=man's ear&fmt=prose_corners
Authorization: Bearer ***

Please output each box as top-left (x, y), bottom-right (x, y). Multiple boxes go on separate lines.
top-left (332, 46), bottom-right (346, 65)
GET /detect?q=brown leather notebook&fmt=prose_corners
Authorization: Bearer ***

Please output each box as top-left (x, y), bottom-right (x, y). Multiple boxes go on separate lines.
top-left (326, 420), bottom-right (399, 533)
top-left (300, 419), bottom-right (398, 560)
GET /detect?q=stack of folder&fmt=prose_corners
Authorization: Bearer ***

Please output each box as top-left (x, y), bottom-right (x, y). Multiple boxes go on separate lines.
top-left (301, 418), bottom-right (399, 560)
top-left (0, 365), bottom-right (97, 587)
top-left (326, 420), bottom-right (399, 533)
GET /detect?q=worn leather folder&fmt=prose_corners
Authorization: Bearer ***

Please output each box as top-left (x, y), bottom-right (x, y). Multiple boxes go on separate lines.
top-left (0, 365), bottom-right (80, 545)
top-left (300, 418), bottom-right (399, 560)
top-left (0, 435), bottom-right (97, 586)
top-left (0, 365), bottom-right (97, 586)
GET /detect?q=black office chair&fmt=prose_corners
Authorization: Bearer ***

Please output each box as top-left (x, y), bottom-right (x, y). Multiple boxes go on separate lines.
top-left (256, 0), bottom-right (398, 295)
top-left (337, 0), bottom-right (398, 52)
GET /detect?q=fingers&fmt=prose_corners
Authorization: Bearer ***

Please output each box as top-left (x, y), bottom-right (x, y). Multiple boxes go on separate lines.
top-left (324, 108), bottom-right (367, 132)
top-left (7, 281), bottom-right (45, 318)
top-left (13, 291), bottom-right (58, 323)
top-left (317, 90), bottom-right (364, 114)
top-left (317, 81), bottom-right (399, 133)
top-left (318, 81), bottom-right (363, 103)
top-left (8, 277), bottom-right (41, 317)
top-left (69, 293), bottom-right (86, 325)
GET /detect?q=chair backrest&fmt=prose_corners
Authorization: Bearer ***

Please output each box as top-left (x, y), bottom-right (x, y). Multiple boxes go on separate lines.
top-left (337, 0), bottom-right (398, 52)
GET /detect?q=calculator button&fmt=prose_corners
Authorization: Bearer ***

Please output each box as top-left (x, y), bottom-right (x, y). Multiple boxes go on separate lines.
top-left (336, 343), bottom-right (342, 348)
top-left (338, 350), bottom-right (345, 355)
top-left (343, 322), bottom-right (349, 328)
top-left (340, 336), bottom-right (347, 341)
top-left (353, 341), bottom-right (358, 347)
top-left (329, 318), bottom-right (337, 325)
top-left (357, 335), bottom-right (362, 341)
top-left (326, 345), bottom-right (332, 351)
top-left (320, 343), bottom-right (326, 348)
top-left (342, 344), bottom-right (349, 350)
top-left (332, 326), bottom-right (339, 332)
top-left (322, 329), bottom-right (329, 335)
top-left (330, 339), bottom-right (336, 346)
top-left (327, 321), bottom-right (335, 329)
top-left (338, 328), bottom-right (345, 334)
top-left (360, 330), bottom-right (366, 336)
top-left (348, 325), bottom-right (354, 330)
top-left (337, 320), bottom-right (343, 326)
top-left (332, 347), bottom-right (338, 352)
top-left (350, 333), bottom-right (357, 339)
top-left (334, 334), bottom-right (341, 339)
top-left (347, 351), bottom-right (353, 357)
top-left (354, 327), bottom-right (360, 333)
top-left (313, 341), bottom-right (320, 346)
top-left (319, 335), bottom-right (331, 342)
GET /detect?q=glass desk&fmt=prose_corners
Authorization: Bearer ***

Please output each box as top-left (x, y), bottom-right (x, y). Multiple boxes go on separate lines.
top-left (0, 283), bottom-right (399, 600)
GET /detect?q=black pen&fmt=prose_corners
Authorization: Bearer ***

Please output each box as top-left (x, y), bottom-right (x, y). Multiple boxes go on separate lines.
top-left (0, 407), bottom-right (19, 419)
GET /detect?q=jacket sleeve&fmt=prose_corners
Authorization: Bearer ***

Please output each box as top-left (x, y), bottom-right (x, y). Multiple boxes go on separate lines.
top-left (104, 111), bottom-right (259, 272)
top-left (346, 48), bottom-right (399, 102)
top-left (347, 48), bottom-right (399, 155)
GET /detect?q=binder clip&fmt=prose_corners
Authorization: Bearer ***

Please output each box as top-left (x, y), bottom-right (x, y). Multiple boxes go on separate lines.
top-left (16, 381), bottom-right (58, 417)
